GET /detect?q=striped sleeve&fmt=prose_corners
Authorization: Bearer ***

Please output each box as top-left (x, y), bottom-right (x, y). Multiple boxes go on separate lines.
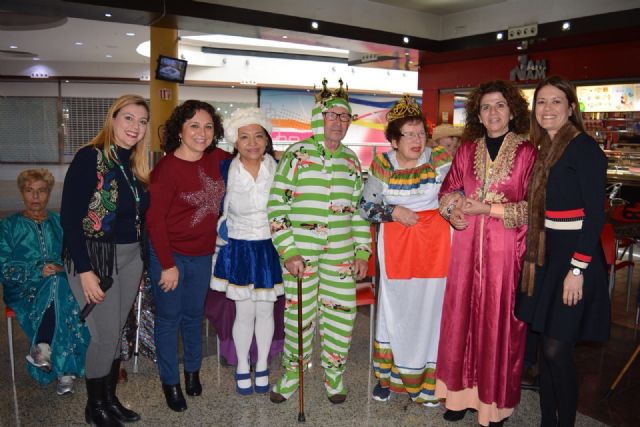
top-left (349, 154), bottom-right (372, 261)
top-left (267, 147), bottom-right (300, 261)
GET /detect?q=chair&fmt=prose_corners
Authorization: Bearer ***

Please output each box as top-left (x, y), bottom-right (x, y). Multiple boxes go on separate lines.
top-left (355, 282), bottom-right (376, 368)
top-left (5, 306), bottom-right (16, 384)
top-left (600, 223), bottom-right (635, 310)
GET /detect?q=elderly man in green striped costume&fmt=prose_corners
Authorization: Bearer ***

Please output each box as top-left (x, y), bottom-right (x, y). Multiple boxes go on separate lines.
top-left (267, 79), bottom-right (371, 404)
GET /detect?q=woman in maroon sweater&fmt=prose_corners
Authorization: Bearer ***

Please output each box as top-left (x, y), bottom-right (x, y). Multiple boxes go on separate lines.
top-left (147, 100), bottom-right (230, 412)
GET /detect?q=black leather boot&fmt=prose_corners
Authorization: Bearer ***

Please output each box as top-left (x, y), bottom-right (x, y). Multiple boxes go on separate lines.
top-left (162, 383), bottom-right (187, 412)
top-left (85, 377), bottom-right (123, 426)
top-left (105, 359), bottom-right (140, 422)
top-left (184, 370), bottom-right (202, 396)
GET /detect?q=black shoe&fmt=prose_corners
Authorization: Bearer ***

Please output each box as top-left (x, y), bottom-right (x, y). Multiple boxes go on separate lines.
top-left (328, 393), bottom-right (347, 404)
top-left (269, 391), bottom-right (287, 404)
top-left (443, 409), bottom-right (468, 422)
top-left (489, 421), bottom-right (505, 427)
top-left (105, 360), bottom-right (140, 422)
top-left (184, 371), bottom-right (202, 396)
top-left (162, 383), bottom-right (187, 412)
top-left (85, 376), bottom-right (124, 427)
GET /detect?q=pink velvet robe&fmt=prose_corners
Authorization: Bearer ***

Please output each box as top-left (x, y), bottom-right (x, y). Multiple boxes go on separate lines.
top-left (435, 133), bottom-right (536, 424)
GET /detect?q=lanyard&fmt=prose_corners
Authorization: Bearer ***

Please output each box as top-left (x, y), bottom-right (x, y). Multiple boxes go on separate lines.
top-left (110, 145), bottom-right (141, 238)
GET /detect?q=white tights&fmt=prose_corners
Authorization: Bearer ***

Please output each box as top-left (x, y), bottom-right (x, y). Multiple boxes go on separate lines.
top-left (233, 300), bottom-right (274, 386)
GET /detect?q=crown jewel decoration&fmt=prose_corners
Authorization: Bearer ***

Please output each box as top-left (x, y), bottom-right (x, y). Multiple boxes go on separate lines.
top-left (314, 78), bottom-right (349, 105)
top-left (386, 95), bottom-right (422, 123)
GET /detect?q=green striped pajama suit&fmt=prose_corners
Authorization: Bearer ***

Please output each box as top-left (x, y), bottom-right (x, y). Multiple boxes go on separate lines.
top-left (268, 136), bottom-right (371, 398)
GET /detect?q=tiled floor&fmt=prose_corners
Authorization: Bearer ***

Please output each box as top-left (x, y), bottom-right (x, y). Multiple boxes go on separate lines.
top-left (3, 279), bottom-right (637, 426)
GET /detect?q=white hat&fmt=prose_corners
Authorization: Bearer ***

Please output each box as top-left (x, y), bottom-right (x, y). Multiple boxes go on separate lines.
top-left (224, 107), bottom-right (272, 145)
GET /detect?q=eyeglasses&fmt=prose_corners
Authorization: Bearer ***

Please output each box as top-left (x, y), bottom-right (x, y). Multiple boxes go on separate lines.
top-left (323, 111), bottom-right (353, 122)
top-left (400, 131), bottom-right (427, 139)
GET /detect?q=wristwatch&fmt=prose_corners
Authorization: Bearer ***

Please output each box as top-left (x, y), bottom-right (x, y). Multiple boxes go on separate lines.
top-left (570, 267), bottom-right (583, 276)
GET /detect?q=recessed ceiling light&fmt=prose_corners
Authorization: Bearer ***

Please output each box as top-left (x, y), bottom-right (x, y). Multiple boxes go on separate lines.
top-left (496, 32), bottom-right (504, 40)
top-left (311, 21), bottom-right (319, 30)
top-left (403, 36), bottom-right (410, 44)
top-left (105, 13), bottom-right (112, 18)
top-left (65, 80), bottom-right (69, 83)
top-left (282, 35), bottom-right (288, 39)
top-left (105, 54), bottom-right (113, 58)
top-left (74, 42), bottom-right (83, 46)
top-left (231, 85), bottom-right (235, 88)
top-left (562, 21), bottom-right (571, 31)
top-left (9, 45), bottom-right (18, 49)
top-left (126, 32), bottom-right (135, 37)
top-left (230, 104), bottom-right (233, 107)
top-left (33, 57), bottom-right (40, 61)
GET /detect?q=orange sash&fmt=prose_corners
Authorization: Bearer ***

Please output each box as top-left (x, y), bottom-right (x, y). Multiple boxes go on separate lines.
top-left (383, 210), bottom-right (450, 280)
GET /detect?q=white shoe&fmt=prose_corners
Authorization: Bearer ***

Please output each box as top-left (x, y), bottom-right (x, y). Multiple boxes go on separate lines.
top-left (56, 375), bottom-right (75, 396)
top-left (423, 399), bottom-right (441, 408)
top-left (26, 343), bottom-right (52, 372)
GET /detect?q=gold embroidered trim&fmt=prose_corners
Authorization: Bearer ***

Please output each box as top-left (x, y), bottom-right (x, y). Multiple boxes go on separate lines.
top-left (472, 132), bottom-right (527, 201)
top-left (503, 201), bottom-right (528, 228)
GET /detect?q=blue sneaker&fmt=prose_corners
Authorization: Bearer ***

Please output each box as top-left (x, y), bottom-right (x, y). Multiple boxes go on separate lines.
top-left (372, 382), bottom-right (391, 402)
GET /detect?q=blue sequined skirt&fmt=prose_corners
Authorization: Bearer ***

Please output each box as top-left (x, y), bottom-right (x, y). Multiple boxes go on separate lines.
top-left (211, 238), bottom-right (284, 301)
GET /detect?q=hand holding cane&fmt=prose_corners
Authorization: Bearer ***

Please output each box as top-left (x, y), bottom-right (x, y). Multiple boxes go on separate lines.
top-left (297, 274), bottom-right (306, 422)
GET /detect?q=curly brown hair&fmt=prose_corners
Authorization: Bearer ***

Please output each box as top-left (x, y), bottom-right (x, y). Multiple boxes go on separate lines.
top-left (462, 80), bottom-right (530, 140)
top-left (162, 100), bottom-right (224, 154)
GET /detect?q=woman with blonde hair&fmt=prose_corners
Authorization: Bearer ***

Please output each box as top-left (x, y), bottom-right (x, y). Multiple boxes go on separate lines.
top-left (62, 94), bottom-right (150, 425)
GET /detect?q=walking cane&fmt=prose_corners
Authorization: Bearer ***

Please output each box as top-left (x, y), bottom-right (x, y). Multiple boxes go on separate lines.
top-left (297, 275), bottom-right (306, 422)
top-left (132, 280), bottom-right (144, 373)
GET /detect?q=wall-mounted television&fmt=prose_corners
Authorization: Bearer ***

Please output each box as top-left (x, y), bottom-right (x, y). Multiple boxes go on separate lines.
top-left (155, 55), bottom-right (188, 84)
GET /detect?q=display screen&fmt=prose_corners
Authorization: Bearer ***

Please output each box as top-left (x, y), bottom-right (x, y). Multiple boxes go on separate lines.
top-left (155, 55), bottom-right (188, 83)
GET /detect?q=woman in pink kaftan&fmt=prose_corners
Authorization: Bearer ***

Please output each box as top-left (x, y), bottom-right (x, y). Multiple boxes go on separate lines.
top-left (435, 80), bottom-right (536, 427)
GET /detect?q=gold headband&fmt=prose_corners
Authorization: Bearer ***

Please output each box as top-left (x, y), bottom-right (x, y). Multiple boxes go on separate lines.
top-left (386, 95), bottom-right (422, 123)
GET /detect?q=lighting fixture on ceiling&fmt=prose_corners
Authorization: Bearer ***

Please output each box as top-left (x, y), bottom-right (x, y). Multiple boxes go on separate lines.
top-left (403, 36), bottom-right (409, 44)
top-left (496, 32), bottom-right (504, 40)
top-left (311, 21), bottom-right (319, 30)
top-left (105, 13), bottom-right (112, 18)
top-left (9, 45), bottom-right (17, 49)
top-left (126, 32), bottom-right (135, 37)
top-left (74, 42), bottom-right (83, 46)
top-left (562, 21), bottom-right (571, 31)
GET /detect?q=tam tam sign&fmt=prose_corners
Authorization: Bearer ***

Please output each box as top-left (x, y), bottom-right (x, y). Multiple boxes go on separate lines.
top-left (510, 55), bottom-right (546, 82)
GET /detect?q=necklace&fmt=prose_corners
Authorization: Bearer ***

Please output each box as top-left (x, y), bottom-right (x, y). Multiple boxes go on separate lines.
top-left (110, 145), bottom-right (141, 238)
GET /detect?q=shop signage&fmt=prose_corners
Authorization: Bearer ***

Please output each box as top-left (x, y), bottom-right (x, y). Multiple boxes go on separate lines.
top-left (510, 55), bottom-right (546, 82)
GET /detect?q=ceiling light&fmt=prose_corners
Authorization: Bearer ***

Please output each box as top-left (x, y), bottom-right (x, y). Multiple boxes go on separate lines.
top-left (105, 13), bottom-right (112, 18)
top-left (403, 36), bottom-right (410, 44)
top-left (126, 32), bottom-right (135, 37)
top-left (496, 32), bottom-right (504, 40)
top-left (182, 34), bottom-right (348, 56)
top-left (74, 42), bottom-right (83, 46)
top-left (105, 54), bottom-right (112, 58)
top-left (311, 21), bottom-right (319, 30)
top-left (9, 45), bottom-right (18, 49)
top-left (562, 21), bottom-right (571, 31)
top-left (33, 57), bottom-right (40, 61)
top-left (282, 35), bottom-right (288, 39)
top-left (65, 80), bottom-right (69, 83)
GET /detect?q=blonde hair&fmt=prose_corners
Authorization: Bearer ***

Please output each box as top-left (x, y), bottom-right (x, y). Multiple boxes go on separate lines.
top-left (17, 168), bottom-right (54, 192)
top-left (89, 94), bottom-right (150, 185)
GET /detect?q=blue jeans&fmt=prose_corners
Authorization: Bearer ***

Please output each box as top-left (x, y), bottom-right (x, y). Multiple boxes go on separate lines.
top-left (150, 245), bottom-right (212, 385)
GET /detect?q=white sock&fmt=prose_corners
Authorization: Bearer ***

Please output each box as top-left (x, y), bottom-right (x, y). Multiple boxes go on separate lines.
top-left (254, 301), bottom-right (275, 387)
top-left (232, 299), bottom-right (255, 389)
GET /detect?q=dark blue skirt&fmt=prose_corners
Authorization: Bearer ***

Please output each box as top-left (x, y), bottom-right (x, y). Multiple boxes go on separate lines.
top-left (211, 238), bottom-right (284, 301)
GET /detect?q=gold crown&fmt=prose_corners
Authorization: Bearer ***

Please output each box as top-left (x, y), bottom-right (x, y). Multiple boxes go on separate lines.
top-left (314, 78), bottom-right (349, 104)
top-left (386, 95), bottom-right (423, 123)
